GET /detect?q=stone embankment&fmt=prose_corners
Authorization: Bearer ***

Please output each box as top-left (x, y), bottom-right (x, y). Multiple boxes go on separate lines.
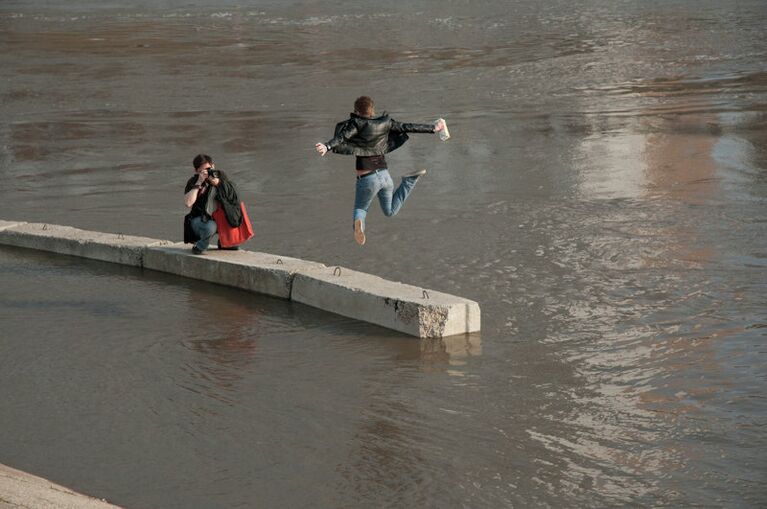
top-left (0, 220), bottom-right (480, 338)
top-left (0, 463), bottom-right (121, 508)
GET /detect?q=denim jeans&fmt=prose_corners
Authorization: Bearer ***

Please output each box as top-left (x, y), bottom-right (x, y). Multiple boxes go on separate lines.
top-left (190, 215), bottom-right (217, 251)
top-left (353, 169), bottom-right (418, 229)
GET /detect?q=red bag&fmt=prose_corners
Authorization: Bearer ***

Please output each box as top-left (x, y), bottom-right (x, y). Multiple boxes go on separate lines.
top-left (212, 202), bottom-right (254, 248)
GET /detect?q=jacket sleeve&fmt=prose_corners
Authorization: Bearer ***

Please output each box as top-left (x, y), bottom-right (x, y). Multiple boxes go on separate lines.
top-left (325, 121), bottom-right (359, 150)
top-left (389, 119), bottom-right (436, 134)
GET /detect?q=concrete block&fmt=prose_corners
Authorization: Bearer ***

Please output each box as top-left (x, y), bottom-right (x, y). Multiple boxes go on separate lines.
top-left (143, 243), bottom-right (326, 299)
top-left (0, 220), bottom-right (25, 232)
top-left (0, 222), bottom-right (170, 267)
top-left (0, 219), bottom-right (482, 336)
top-left (0, 462), bottom-right (122, 508)
top-left (291, 266), bottom-right (481, 338)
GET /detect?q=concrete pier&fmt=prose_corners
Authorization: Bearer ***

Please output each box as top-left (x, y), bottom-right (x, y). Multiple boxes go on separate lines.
top-left (0, 463), bottom-right (121, 508)
top-left (0, 220), bottom-right (480, 337)
top-left (292, 266), bottom-right (480, 338)
top-left (143, 243), bottom-right (325, 300)
top-left (0, 221), bottom-right (170, 267)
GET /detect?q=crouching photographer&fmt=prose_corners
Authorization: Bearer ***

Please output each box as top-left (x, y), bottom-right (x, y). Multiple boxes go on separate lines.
top-left (183, 154), bottom-right (253, 254)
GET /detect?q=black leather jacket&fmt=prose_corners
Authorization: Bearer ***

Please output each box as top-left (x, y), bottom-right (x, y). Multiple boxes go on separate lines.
top-left (325, 113), bottom-right (435, 156)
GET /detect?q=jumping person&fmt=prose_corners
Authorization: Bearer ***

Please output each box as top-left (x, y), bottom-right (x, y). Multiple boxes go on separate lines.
top-left (315, 96), bottom-right (447, 245)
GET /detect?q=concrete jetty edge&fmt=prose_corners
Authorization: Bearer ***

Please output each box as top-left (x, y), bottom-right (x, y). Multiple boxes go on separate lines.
top-left (0, 462), bottom-right (121, 508)
top-left (0, 219), bottom-right (481, 337)
top-left (292, 266), bottom-right (481, 338)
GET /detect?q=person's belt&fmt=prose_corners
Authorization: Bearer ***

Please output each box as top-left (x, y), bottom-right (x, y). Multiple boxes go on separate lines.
top-left (356, 168), bottom-right (385, 180)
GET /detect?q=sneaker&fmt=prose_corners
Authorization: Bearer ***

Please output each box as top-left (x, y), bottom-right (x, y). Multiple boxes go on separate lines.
top-left (191, 246), bottom-right (204, 255)
top-left (402, 168), bottom-right (427, 180)
top-left (354, 219), bottom-right (366, 246)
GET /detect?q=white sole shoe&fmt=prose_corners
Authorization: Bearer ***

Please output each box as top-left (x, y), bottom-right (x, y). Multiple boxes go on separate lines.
top-left (354, 219), bottom-right (366, 246)
top-left (402, 168), bottom-right (427, 180)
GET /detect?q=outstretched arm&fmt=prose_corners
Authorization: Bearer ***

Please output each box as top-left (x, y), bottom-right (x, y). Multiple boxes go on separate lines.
top-left (315, 121), bottom-right (358, 156)
top-left (390, 118), bottom-right (441, 134)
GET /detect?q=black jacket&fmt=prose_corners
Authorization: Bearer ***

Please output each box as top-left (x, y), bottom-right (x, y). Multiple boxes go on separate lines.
top-left (211, 174), bottom-right (243, 228)
top-left (325, 113), bottom-right (435, 156)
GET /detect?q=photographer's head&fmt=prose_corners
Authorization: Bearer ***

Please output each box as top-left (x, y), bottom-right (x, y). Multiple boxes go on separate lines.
top-left (193, 154), bottom-right (214, 176)
top-left (192, 154), bottom-right (225, 186)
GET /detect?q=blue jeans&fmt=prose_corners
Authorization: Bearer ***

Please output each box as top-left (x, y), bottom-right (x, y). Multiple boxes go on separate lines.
top-left (190, 215), bottom-right (217, 251)
top-left (353, 169), bottom-right (418, 229)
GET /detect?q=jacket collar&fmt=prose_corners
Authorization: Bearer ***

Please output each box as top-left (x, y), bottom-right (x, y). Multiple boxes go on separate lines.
top-left (350, 112), bottom-right (389, 121)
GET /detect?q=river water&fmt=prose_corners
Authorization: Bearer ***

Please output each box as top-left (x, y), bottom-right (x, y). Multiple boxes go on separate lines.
top-left (1, 1), bottom-right (766, 507)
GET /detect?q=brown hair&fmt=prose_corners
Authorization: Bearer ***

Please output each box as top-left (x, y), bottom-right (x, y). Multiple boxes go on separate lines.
top-left (192, 154), bottom-right (213, 170)
top-left (354, 96), bottom-right (375, 117)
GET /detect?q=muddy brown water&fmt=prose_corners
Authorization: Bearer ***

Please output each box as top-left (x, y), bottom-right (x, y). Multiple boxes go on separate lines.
top-left (1, 1), bottom-right (766, 507)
